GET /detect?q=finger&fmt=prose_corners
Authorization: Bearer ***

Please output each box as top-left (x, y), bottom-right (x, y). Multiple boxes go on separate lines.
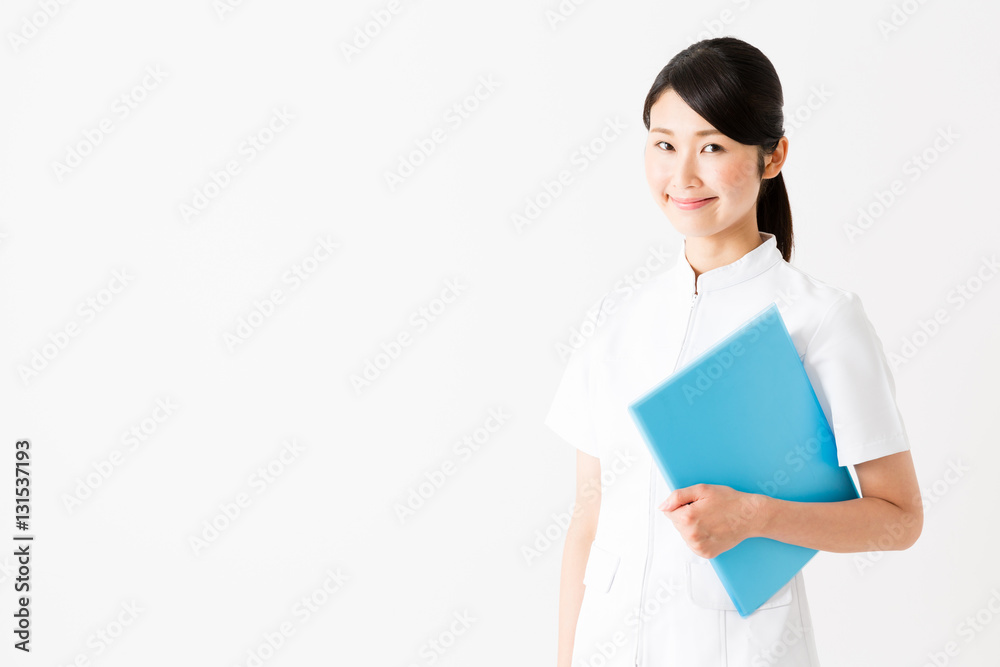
top-left (659, 485), bottom-right (696, 512)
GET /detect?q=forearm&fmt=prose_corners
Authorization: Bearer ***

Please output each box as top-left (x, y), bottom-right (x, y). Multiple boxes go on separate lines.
top-left (752, 494), bottom-right (921, 553)
top-left (557, 525), bottom-right (593, 667)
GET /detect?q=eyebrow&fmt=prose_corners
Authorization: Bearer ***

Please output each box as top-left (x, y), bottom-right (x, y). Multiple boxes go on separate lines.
top-left (650, 128), bottom-right (722, 137)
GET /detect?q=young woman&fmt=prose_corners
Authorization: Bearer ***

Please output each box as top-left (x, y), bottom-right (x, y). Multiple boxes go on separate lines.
top-left (545, 37), bottom-right (922, 667)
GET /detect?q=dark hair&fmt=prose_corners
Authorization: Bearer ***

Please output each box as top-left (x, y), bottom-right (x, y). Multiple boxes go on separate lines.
top-left (642, 37), bottom-right (793, 262)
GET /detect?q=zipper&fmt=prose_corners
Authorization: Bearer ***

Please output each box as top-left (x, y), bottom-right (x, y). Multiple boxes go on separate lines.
top-left (634, 284), bottom-right (700, 666)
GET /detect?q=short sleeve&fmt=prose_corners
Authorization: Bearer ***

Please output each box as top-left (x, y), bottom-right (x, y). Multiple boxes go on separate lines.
top-left (802, 291), bottom-right (911, 467)
top-left (543, 342), bottom-right (601, 459)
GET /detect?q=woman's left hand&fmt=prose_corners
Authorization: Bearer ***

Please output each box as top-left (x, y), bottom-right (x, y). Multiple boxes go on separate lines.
top-left (659, 483), bottom-right (766, 559)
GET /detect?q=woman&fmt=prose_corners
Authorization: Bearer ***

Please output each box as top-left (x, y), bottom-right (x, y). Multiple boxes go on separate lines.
top-left (545, 37), bottom-right (922, 666)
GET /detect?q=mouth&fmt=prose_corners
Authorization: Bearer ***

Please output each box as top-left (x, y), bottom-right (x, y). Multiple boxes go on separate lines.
top-left (669, 195), bottom-right (717, 211)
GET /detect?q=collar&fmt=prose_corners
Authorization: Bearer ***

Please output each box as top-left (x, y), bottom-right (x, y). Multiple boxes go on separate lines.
top-left (677, 231), bottom-right (783, 294)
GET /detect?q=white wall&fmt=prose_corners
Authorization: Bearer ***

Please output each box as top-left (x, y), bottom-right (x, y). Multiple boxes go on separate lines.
top-left (0, 1), bottom-right (996, 665)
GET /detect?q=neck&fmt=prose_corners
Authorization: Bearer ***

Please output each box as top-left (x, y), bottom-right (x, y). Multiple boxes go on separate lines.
top-left (685, 225), bottom-right (764, 282)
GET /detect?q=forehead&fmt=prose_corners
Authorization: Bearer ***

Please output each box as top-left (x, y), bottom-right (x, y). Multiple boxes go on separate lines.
top-left (648, 89), bottom-right (715, 133)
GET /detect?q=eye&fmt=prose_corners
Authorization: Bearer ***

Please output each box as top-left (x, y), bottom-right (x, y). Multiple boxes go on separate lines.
top-left (654, 141), bottom-right (724, 153)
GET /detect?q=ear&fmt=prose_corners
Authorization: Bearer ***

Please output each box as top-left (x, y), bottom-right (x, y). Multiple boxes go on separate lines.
top-left (763, 136), bottom-right (789, 179)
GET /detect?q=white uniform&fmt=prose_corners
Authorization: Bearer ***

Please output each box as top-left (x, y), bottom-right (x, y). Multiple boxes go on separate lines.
top-left (545, 231), bottom-right (911, 666)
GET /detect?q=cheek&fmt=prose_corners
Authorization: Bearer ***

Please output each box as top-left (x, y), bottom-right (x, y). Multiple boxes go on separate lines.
top-left (710, 161), bottom-right (759, 198)
top-left (644, 151), bottom-right (668, 187)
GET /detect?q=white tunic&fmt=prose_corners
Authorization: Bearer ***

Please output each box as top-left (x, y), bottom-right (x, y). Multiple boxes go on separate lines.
top-left (545, 231), bottom-right (911, 666)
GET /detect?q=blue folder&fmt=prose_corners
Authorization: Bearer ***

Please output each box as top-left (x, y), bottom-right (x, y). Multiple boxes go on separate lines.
top-left (627, 302), bottom-right (860, 617)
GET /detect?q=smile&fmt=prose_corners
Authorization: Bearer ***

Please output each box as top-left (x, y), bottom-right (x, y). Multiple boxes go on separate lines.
top-left (669, 196), bottom-right (717, 211)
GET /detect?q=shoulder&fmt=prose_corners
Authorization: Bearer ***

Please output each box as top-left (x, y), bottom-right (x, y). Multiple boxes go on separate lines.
top-left (774, 260), bottom-right (852, 307)
top-left (772, 261), bottom-right (878, 352)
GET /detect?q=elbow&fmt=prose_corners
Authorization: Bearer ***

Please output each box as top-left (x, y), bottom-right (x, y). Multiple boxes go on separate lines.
top-left (903, 515), bottom-right (923, 550)
top-left (870, 499), bottom-right (923, 552)
top-left (895, 504), bottom-right (924, 550)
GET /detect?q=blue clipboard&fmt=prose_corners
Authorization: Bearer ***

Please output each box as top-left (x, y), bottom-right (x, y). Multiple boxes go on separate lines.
top-left (627, 302), bottom-right (860, 617)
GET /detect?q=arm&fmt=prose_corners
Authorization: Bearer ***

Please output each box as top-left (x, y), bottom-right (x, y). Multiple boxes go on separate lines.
top-left (557, 450), bottom-right (601, 667)
top-left (663, 294), bottom-right (924, 557)
top-left (754, 450), bottom-right (923, 553)
top-left (660, 450), bottom-right (923, 558)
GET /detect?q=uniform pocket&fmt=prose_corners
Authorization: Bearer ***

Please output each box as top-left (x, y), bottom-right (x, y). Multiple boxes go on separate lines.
top-left (582, 541), bottom-right (621, 594)
top-left (687, 560), bottom-right (792, 611)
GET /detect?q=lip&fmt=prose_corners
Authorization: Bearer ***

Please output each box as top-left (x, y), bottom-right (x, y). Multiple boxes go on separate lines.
top-left (669, 196), bottom-right (717, 210)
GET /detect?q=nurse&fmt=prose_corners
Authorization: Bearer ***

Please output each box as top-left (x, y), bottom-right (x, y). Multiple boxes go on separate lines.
top-left (546, 37), bottom-right (923, 666)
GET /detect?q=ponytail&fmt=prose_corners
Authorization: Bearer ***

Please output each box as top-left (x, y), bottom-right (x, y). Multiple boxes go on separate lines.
top-left (757, 169), bottom-right (793, 262)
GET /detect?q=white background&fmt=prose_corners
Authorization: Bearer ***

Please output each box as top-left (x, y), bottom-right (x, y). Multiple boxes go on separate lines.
top-left (1, 0), bottom-right (998, 665)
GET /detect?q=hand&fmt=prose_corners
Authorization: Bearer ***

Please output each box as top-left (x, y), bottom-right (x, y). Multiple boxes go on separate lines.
top-left (658, 483), bottom-right (766, 559)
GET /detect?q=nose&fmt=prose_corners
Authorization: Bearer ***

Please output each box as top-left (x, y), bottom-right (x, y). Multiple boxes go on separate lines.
top-left (671, 150), bottom-right (702, 190)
